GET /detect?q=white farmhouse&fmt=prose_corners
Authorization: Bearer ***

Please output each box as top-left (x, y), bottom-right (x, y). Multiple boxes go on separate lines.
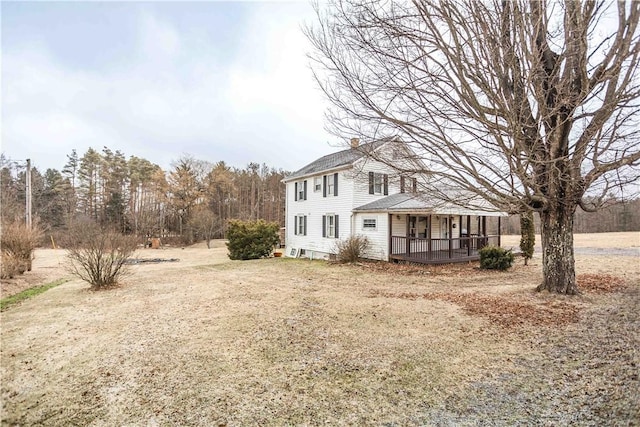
top-left (283, 138), bottom-right (505, 264)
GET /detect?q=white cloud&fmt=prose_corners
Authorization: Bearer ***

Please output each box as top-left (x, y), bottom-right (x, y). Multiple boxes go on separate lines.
top-left (1, 4), bottom-right (336, 174)
top-left (137, 11), bottom-right (181, 62)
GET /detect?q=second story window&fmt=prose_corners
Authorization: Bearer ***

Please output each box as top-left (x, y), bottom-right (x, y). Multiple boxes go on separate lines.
top-left (400, 176), bottom-right (418, 193)
top-left (314, 177), bottom-right (322, 192)
top-left (374, 174), bottom-right (383, 194)
top-left (294, 180), bottom-right (307, 201)
top-left (368, 172), bottom-right (388, 195)
top-left (323, 173), bottom-right (338, 197)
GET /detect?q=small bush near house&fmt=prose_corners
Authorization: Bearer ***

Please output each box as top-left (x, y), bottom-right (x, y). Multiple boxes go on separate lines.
top-left (334, 235), bottom-right (370, 263)
top-left (1, 221), bottom-right (43, 279)
top-left (66, 221), bottom-right (138, 289)
top-left (226, 219), bottom-right (279, 260)
top-left (479, 245), bottom-right (515, 270)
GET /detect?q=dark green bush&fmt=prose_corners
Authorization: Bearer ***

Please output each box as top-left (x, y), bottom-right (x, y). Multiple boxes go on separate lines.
top-left (479, 245), bottom-right (515, 270)
top-left (226, 220), bottom-right (279, 260)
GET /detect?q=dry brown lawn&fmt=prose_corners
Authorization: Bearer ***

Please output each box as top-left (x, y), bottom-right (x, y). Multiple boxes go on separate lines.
top-left (1, 233), bottom-right (638, 425)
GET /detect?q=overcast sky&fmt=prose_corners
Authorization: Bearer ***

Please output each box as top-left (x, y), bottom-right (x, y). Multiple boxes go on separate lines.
top-left (1, 1), bottom-right (339, 174)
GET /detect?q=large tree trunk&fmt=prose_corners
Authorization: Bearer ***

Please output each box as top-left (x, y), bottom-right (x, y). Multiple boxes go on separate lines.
top-left (537, 208), bottom-right (578, 294)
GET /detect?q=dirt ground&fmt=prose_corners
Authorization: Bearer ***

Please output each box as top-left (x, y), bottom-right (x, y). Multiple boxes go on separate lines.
top-left (1, 232), bottom-right (638, 425)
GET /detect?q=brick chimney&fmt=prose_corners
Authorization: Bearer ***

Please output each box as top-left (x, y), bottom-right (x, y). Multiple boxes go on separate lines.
top-left (350, 138), bottom-right (360, 149)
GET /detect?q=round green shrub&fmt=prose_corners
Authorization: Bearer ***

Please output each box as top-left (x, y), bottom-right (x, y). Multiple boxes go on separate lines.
top-left (226, 220), bottom-right (280, 260)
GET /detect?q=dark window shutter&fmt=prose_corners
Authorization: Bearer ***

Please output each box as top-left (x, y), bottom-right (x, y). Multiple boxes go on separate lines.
top-left (335, 215), bottom-right (339, 238)
top-left (303, 216), bottom-right (307, 236)
top-left (303, 180), bottom-right (307, 200)
top-left (400, 176), bottom-right (405, 193)
top-left (383, 174), bottom-right (389, 195)
top-left (368, 172), bottom-right (374, 194)
top-left (294, 216), bottom-right (298, 235)
top-left (412, 178), bottom-right (417, 193)
top-left (333, 173), bottom-right (338, 196)
top-left (294, 183), bottom-right (298, 201)
top-left (322, 215), bottom-right (326, 237)
top-left (323, 175), bottom-right (327, 197)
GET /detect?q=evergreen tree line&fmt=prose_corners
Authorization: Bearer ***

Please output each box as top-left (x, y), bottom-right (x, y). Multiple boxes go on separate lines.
top-left (1, 148), bottom-right (288, 245)
top-left (2, 147), bottom-right (637, 245)
top-left (501, 198), bottom-right (640, 235)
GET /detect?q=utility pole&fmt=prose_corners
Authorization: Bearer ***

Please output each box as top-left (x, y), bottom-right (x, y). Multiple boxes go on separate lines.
top-left (26, 158), bottom-right (32, 229)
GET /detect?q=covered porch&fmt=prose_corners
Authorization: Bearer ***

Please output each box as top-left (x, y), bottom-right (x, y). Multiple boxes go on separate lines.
top-left (353, 192), bottom-right (506, 265)
top-left (388, 213), bottom-right (501, 264)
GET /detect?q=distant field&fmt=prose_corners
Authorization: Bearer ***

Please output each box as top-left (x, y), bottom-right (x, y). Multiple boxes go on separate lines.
top-left (1, 233), bottom-right (638, 425)
top-left (501, 231), bottom-right (640, 249)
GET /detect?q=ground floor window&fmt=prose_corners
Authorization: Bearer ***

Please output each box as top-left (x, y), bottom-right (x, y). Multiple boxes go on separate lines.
top-left (294, 215), bottom-right (307, 236)
top-left (363, 218), bottom-right (377, 230)
top-left (323, 214), bottom-right (339, 238)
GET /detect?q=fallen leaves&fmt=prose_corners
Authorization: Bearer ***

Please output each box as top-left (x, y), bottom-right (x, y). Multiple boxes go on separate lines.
top-left (354, 260), bottom-right (485, 276)
top-left (577, 274), bottom-right (627, 293)
top-left (370, 290), bottom-right (580, 328)
top-left (355, 262), bottom-right (631, 297)
top-left (362, 266), bottom-right (629, 329)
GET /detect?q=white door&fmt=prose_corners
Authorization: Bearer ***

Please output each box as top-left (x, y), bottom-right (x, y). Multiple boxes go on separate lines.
top-left (440, 217), bottom-right (449, 250)
top-left (440, 217), bottom-right (448, 239)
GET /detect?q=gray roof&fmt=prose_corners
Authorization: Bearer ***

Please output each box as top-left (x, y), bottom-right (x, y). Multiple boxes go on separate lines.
top-left (354, 193), bottom-right (426, 211)
top-left (284, 140), bottom-right (387, 181)
top-left (354, 193), bottom-right (506, 216)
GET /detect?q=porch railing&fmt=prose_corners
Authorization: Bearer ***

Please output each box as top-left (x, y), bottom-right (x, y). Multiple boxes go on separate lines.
top-left (390, 235), bottom-right (500, 262)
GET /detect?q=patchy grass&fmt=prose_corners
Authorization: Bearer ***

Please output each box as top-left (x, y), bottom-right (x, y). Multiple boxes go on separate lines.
top-left (1, 239), bottom-right (638, 425)
top-left (0, 278), bottom-right (68, 311)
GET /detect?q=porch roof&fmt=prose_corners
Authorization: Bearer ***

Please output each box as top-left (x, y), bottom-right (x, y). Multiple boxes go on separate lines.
top-left (353, 193), bottom-right (506, 216)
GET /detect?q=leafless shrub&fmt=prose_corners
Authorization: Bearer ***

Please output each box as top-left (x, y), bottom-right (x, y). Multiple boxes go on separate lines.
top-left (1, 251), bottom-right (20, 279)
top-left (334, 235), bottom-right (370, 263)
top-left (66, 222), bottom-right (138, 289)
top-left (1, 221), bottom-right (43, 277)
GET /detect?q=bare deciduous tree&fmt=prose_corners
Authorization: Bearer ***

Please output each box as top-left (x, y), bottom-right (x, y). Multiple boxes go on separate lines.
top-left (307, 0), bottom-right (640, 294)
top-left (189, 205), bottom-right (220, 248)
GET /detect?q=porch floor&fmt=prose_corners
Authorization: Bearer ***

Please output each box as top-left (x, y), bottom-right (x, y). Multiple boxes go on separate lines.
top-left (389, 248), bottom-right (481, 264)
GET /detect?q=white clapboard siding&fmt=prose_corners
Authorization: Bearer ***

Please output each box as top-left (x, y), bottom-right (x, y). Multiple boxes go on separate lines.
top-left (285, 169), bottom-right (355, 259)
top-left (351, 157), bottom-right (404, 209)
top-left (285, 141), bottom-right (435, 261)
top-left (431, 215), bottom-right (443, 239)
top-left (354, 213), bottom-right (389, 260)
top-left (391, 214), bottom-right (407, 236)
